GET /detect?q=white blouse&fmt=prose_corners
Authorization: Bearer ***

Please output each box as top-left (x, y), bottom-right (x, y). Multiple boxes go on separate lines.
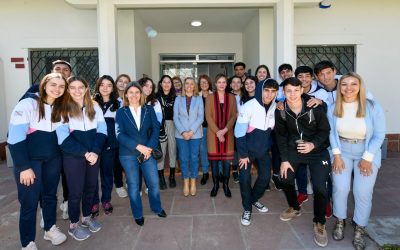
top-left (129, 106), bottom-right (141, 130)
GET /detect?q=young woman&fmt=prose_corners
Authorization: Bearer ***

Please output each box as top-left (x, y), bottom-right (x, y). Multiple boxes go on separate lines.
top-left (157, 75), bottom-right (177, 187)
top-left (138, 77), bottom-right (168, 189)
top-left (8, 73), bottom-right (68, 249)
top-left (240, 75), bottom-right (257, 105)
top-left (328, 72), bottom-right (385, 249)
top-left (255, 64), bottom-right (271, 84)
top-left (91, 75), bottom-right (120, 217)
top-left (198, 74), bottom-right (213, 185)
top-left (172, 76), bottom-right (183, 96)
top-left (116, 82), bottom-right (166, 226)
top-left (205, 74), bottom-right (238, 197)
top-left (174, 77), bottom-right (204, 196)
top-left (57, 76), bottom-right (107, 241)
top-left (229, 75), bottom-right (243, 183)
top-left (114, 74), bottom-right (131, 198)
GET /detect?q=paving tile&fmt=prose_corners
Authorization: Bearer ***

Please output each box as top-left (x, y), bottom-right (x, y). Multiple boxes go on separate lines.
top-left (134, 216), bottom-right (192, 250)
top-left (171, 190), bottom-right (215, 215)
top-left (192, 215), bottom-right (245, 250)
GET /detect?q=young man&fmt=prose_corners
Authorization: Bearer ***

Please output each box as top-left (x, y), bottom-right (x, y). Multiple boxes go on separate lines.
top-left (227, 62), bottom-right (247, 93)
top-left (21, 60), bottom-right (72, 99)
top-left (275, 77), bottom-right (331, 247)
top-left (314, 60), bottom-right (341, 105)
top-left (294, 66), bottom-right (333, 217)
top-left (234, 79), bottom-right (278, 226)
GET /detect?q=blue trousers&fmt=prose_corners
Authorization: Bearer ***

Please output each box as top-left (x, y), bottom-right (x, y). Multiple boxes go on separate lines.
top-left (332, 140), bottom-right (379, 226)
top-left (176, 138), bottom-right (201, 179)
top-left (199, 127), bottom-right (209, 173)
top-left (14, 155), bottom-right (61, 247)
top-left (119, 155), bottom-right (163, 219)
top-left (94, 148), bottom-right (117, 204)
top-left (63, 155), bottom-right (100, 223)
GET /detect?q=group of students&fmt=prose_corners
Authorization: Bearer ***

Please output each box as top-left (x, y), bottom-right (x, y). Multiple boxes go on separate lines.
top-left (8, 59), bottom-right (385, 250)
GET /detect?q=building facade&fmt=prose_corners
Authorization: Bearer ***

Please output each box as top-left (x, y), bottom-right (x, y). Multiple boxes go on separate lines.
top-left (1, 0), bottom-right (399, 160)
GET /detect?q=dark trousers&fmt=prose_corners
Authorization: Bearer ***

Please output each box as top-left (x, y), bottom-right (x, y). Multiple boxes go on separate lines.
top-left (113, 148), bottom-right (124, 188)
top-left (211, 160), bottom-right (230, 177)
top-left (239, 153), bottom-right (271, 212)
top-left (63, 155), bottom-right (100, 223)
top-left (281, 150), bottom-right (331, 224)
top-left (271, 131), bottom-right (281, 175)
top-left (61, 163), bottom-right (69, 201)
top-left (94, 148), bottom-right (117, 204)
top-left (296, 164), bottom-right (333, 199)
top-left (14, 156), bottom-right (61, 247)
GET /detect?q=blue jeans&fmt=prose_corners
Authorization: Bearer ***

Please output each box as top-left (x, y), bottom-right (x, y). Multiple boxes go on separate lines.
top-left (199, 127), bottom-right (209, 173)
top-left (176, 138), bottom-right (201, 179)
top-left (332, 140), bottom-right (379, 226)
top-left (119, 155), bottom-right (163, 219)
top-left (14, 155), bottom-right (61, 247)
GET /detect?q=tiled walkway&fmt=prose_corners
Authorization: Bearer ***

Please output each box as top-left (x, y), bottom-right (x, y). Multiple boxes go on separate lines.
top-left (1, 153), bottom-right (399, 250)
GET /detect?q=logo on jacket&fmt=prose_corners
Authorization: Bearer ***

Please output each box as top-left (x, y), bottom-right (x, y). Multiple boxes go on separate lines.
top-left (322, 160), bottom-right (329, 165)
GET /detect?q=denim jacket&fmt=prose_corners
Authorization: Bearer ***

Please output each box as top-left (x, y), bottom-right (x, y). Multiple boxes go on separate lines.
top-left (327, 98), bottom-right (386, 168)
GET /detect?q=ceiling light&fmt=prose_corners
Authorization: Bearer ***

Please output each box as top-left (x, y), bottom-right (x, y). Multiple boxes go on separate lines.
top-left (191, 20), bottom-right (202, 27)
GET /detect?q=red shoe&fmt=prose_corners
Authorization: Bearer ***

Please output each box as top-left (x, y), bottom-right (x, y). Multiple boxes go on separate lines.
top-left (325, 201), bottom-right (333, 218)
top-left (102, 202), bottom-right (113, 215)
top-left (297, 193), bottom-right (308, 206)
top-left (91, 204), bottom-right (99, 218)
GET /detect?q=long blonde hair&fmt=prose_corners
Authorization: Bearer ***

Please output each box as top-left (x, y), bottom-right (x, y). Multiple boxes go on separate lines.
top-left (334, 72), bottom-right (366, 118)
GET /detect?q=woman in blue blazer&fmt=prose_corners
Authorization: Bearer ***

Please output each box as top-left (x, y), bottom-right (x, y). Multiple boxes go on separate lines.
top-left (173, 77), bottom-right (204, 196)
top-left (115, 82), bottom-right (166, 226)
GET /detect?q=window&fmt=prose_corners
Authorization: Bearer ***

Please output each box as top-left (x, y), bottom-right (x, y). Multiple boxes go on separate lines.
top-left (29, 49), bottom-right (99, 89)
top-left (296, 46), bottom-right (355, 74)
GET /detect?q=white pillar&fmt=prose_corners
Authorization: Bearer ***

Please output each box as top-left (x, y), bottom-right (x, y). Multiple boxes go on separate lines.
top-left (274, 0), bottom-right (295, 79)
top-left (97, 0), bottom-right (117, 77)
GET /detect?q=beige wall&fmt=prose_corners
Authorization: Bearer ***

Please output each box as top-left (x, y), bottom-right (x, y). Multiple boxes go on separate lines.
top-left (294, 0), bottom-right (400, 132)
top-left (0, 0), bottom-right (97, 141)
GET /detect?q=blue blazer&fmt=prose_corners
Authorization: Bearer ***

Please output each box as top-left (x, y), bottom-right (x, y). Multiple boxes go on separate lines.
top-left (173, 96), bottom-right (204, 139)
top-left (115, 105), bottom-right (160, 157)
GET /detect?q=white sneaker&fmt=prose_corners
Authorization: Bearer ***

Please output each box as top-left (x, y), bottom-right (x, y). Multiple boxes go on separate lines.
top-left (22, 241), bottom-right (37, 250)
top-left (252, 201), bottom-right (269, 213)
top-left (44, 225), bottom-right (67, 245)
top-left (241, 211), bottom-right (252, 226)
top-left (60, 201), bottom-right (69, 220)
top-left (39, 209), bottom-right (44, 229)
top-left (116, 187), bottom-right (128, 198)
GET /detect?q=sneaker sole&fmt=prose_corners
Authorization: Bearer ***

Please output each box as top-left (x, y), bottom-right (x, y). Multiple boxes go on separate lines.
top-left (44, 235), bottom-right (67, 245)
top-left (68, 230), bottom-right (90, 241)
top-left (81, 224), bottom-right (101, 233)
top-left (298, 198), bottom-right (309, 207)
top-left (253, 205), bottom-right (269, 213)
top-left (279, 212), bottom-right (301, 221)
top-left (314, 236), bottom-right (328, 247)
top-left (241, 220), bottom-right (251, 226)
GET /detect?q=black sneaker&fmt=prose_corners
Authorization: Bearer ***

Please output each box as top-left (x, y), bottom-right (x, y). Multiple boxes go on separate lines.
top-left (252, 201), bottom-right (268, 213)
top-left (272, 175), bottom-right (284, 191)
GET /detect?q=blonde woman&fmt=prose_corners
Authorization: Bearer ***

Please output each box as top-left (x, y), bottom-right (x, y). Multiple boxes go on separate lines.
top-left (173, 77), bottom-right (204, 196)
top-left (328, 72), bottom-right (385, 250)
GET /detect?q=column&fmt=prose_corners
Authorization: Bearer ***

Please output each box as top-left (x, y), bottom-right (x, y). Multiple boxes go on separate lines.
top-left (274, 0), bottom-right (295, 78)
top-left (97, 0), bottom-right (117, 77)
